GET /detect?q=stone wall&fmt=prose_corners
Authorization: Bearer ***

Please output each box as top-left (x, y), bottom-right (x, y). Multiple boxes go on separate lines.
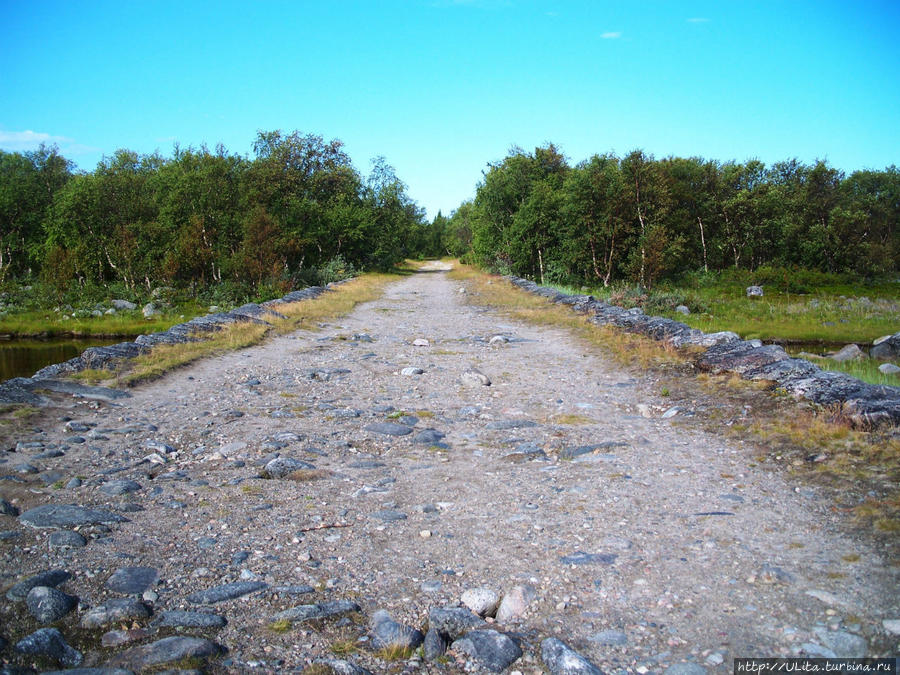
top-left (506, 276), bottom-right (900, 428)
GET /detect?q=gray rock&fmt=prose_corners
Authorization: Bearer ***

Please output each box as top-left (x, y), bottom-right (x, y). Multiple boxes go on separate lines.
top-left (0, 498), bottom-right (19, 516)
top-left (106, 566), bottom-right (158, 594)
top-left (878, 363), bottom-right (900, 375)
top-left (186, 580), bottom-right (267, 604)
top-left (107, 636), bottom-right (223, 669)
top-left (675, 305), bottom-right (690, 315)
top-left (400, 367), bottom-right (424, 376)
top-left (428, 606), bottom-right (486, 639)
top-left (883, 619), bottom-right (900, 635)
top-left (156, 610), bottom-right (227, 628)
top-left (502, 443), bottom-right (547, 462)
top-left (15, 627), bottom-right (82, 667)
top-left (561, 551), bottom-right (618, 566)
top-left (365, 422), bottom-right (414, 436)
top-left (142, 303), bottom-right (160, 318)
top-left (19, 504), bottom-right (128, 529)
top-left (263, 456), bottom-right (316, 478)
top-left (664, 664), bottom-right (708, 675)
top-left (452, 629), bottom-right (522, 673)
top-left (99, 479), bottom-right (142, 496)
top-left (830, 344), bottom-right (864, 362)
top-left (871, 332), bottom-right (900, 360)
top-left (81, 598), bottom-right (151, 628)
top-left (6, 569), bottom-right (71, 601)
top-left (143, 439), bottom-right (176, 454)
top-left (312, 659), bottom-right (373, 675)
top-left (495, 584), bottom-right (536, 623)
top-left (414, 429), bottom-right (446, 444)
top-left (541, 637), bottom-right (604, 674)
top-left (26, 586), bottom-right (78, 623)
top-left (746, 285), bottom-right (764, 298)
top-left (370, 609), bottom-right (425, 650)
top-left (49, 530), bottom-right (87, 549)
top-left (590, 629), bottom-right (628, 646)
top-left (272, 584), bottom-right (316, 595)
top-left (461, 588), bottom-right (500, 617)
top-left (461, 369), bottom-right (491, 387)
top-left (371, 509), bottom-right (407, 522)
top-left (274, 599), bottom-right (361, 623)
top-left (424, 627), bottom-right (448, 660)
top-left (813, 628), bottom-right (867, 658)
top-left (112, 299), bottom-right (137, 310)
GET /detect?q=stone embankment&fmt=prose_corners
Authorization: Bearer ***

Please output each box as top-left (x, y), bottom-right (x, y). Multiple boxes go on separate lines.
top-left (506, 277), bottom-right (900, 428)
top-left (0, 265), bottom-right (897, 672)
top-left (0, 286), bottom-right (330, 407)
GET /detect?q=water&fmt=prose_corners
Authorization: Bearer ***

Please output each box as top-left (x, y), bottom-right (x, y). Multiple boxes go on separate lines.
top-left (0, 337), bottom-right (124, 382)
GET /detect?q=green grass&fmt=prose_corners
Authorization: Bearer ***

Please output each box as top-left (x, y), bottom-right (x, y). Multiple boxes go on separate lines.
top-left (817, 357), bottom-right (900, 387)
top-left (0, 305), bottom-right (208, 338)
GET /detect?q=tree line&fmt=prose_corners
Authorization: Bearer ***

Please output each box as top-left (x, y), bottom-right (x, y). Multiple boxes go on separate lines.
top-left (0, 130), bottom-right (435, 299)
top-left (442, 145), bottom-right (898, 288)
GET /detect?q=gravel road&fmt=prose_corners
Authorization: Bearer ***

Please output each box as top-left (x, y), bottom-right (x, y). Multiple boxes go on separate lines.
top-left (1, 262), bottom-right (897, 673)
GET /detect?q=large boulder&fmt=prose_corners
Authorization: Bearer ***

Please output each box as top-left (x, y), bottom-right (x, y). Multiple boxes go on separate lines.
top-left (871, 332), bottom-right (900, 360)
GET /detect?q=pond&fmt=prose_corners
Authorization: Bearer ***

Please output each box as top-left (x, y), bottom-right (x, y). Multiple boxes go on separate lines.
top-left (0, 337), bottom-right (125, 383)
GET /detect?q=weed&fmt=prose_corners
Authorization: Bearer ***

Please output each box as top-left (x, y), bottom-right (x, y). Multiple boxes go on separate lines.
top-left (661, 387), bottom-right (670, 397)
top-left (375, 644), bottom-right (415, 661)
top-left (11, 405), bottom-right (40, 419)
top-left (329, 638), bottom-right (358, 656)
top-left (550, 413), bottom-right (594, 425)
top-left (268, 619), bottom-right (292, 633)
top-left (240, 485), bottom-right (263, 496)
top-left (287, 469), bottom-right (329, 482)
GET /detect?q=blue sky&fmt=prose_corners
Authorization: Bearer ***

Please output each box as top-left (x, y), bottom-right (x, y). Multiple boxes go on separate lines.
top-left (2, 1), bottom-right (898, 219)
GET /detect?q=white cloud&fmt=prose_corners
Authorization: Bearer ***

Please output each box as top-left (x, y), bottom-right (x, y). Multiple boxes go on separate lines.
top-left (0, 128), bottom-right (99, 156)
top-left (600, 31), bottom-right (622, 39)
top-left (687, 17), bottom-right (709, 23)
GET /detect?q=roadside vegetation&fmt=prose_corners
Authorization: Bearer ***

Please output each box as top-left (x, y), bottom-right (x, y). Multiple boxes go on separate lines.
top-left (451, 262), bottom-right (900, 551)
top-left (66, 272), bottom-right (401, 387)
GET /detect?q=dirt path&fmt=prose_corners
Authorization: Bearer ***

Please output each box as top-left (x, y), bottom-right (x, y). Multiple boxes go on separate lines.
top-left (2, 264), bottom-right (897, 672)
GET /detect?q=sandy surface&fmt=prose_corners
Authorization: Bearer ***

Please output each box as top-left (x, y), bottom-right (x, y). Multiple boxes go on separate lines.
top-left (1, 263), bottom-right (897, 672)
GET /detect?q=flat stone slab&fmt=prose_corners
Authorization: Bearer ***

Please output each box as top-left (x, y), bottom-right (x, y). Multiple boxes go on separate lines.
top-left (274, 599), bottom-right (362, 623)
top-left (6, 569), bottom-right (71, 601)
top-left (106, 567), bottom-right (158, 594)
top-left (107, 636), bottom-right (223, 669)
top-left (186, 580), bottom-right (268, 604)
top-left (365, 422), bottom-right (413, 436)
top-left (560, 551), bottom-right (618, 565)
top-left (156, 610), bottom-right (228, 628)
top-left (19, 504), bottom-right (128, 529)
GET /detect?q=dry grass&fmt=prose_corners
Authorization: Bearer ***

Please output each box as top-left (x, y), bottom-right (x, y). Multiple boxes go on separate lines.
top-left (375, 644), bottom-right (415, 661)
top-left (449, 263), bottom-right (687, 371)
top-left (67, 273), bottom-right (399, 387)
top-left (286, 469), bottom-right (329, 482)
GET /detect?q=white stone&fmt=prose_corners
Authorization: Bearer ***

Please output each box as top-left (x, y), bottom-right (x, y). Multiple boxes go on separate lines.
top-left (489, 335), bottom-right (509, 345)
top-left (878, 363), bottom-right (900, 375)
top-left (461, 369), bottom-right (491, 387)
top-left (882, 619), bottom-right (900, 635)
top-left (412, 338), bottom-right (429, 347)
top-left (496, 585), bottom-right (536, 623)
top-left (401, 367), bottom-right (424, 376)
top-left (461, 587), bottom-right (500, 617)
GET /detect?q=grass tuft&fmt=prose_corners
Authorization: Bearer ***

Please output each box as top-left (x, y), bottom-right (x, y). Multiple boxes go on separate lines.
top-left (268, 619), bottom-right (292, 633)
top-left (375, 644), bottom-right (415, 661)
